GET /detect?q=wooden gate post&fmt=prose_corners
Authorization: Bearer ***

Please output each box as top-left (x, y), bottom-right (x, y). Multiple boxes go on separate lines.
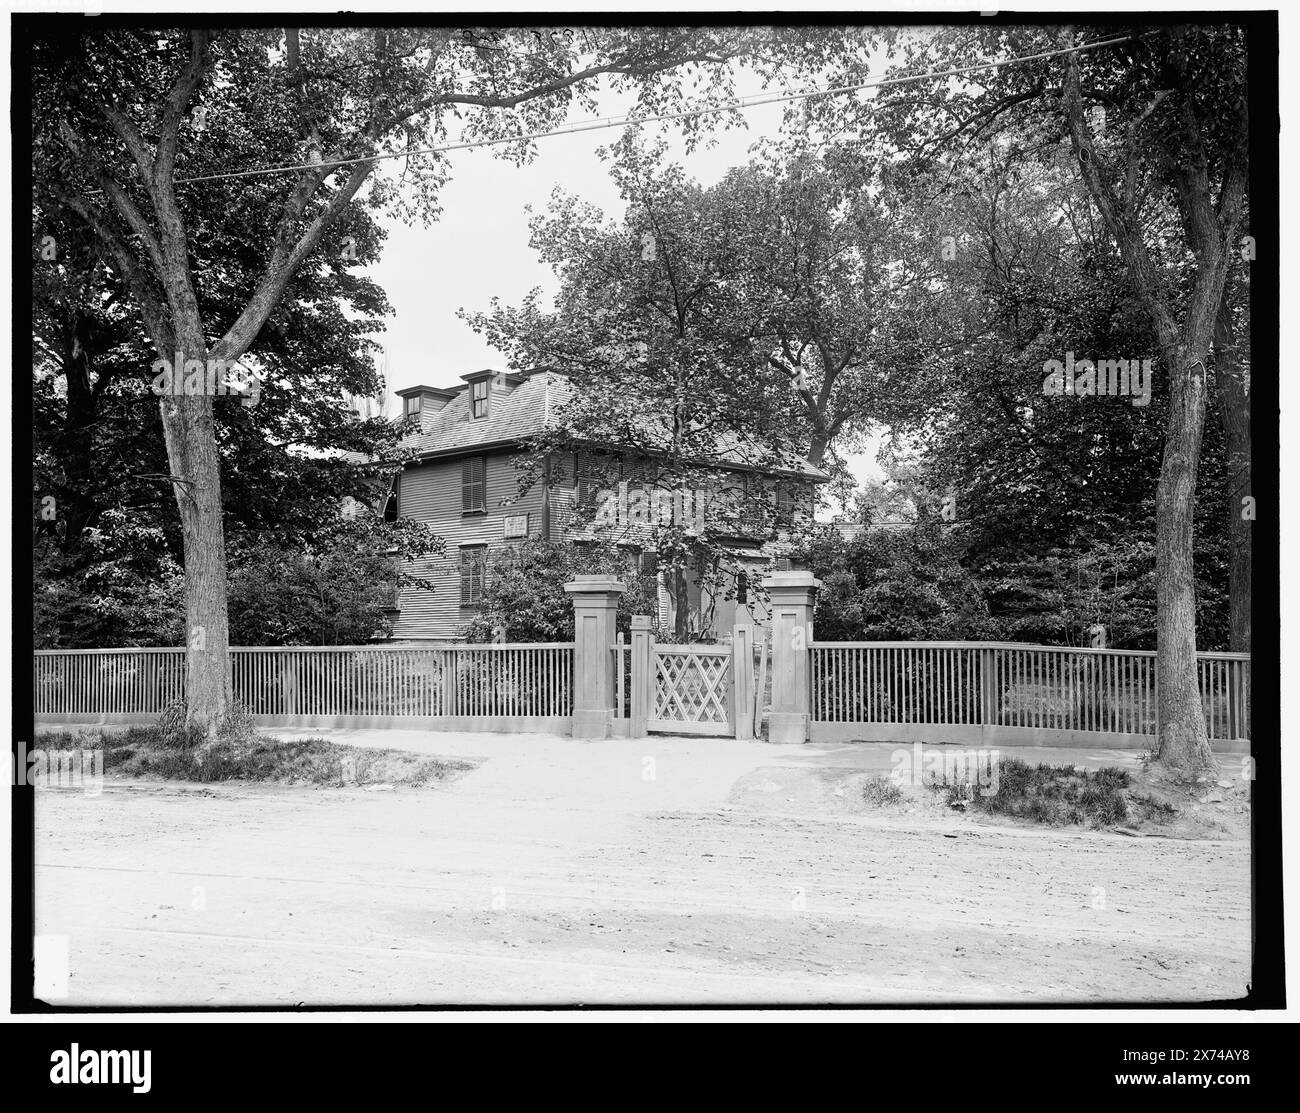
top-left (1227, 659), bottom-right (1247, 744)
top-left (440, 649), bottom-right (457, 718)
top-left (762, 571), bottom-right (821, 744)
top-left (565, 575), bottom-right (626, 739)
top-left (281, 652), bottom-right (298, 718)
top-left (979, 647), bottom-right (997, 747)
top-left (630, 615), bottom-right (652, 738)
top-left (732, 621), bottom-right (755, 741)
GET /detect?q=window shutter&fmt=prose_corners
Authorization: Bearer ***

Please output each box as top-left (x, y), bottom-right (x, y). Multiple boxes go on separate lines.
top-left (578, 453), bottom-right (620, 511)
top-left (462, 457), bottom-right (485, 512)
top-left (576, 453), bottom-right (595, 509)
top-left (776, 481), bottom-right (795, 521)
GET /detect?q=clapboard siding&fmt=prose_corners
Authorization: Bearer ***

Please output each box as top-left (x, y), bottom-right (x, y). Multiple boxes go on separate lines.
top-left (392, 449), bottom-right (547, 640)
top-left (391, 447), bottom-right (816, 640)
top-left (549, 458), bottom-right (579, 541)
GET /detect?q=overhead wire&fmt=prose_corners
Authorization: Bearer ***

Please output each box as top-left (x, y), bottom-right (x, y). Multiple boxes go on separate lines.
top-left (166, 33), bottom-right (1136, 188)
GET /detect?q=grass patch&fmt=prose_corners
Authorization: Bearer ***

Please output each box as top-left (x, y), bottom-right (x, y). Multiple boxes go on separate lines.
top-left (862, 774), bottom-right (904, 808)
top-left (933, 757), bottom-right (1180, 829)
top-left (38, 727), bottom-right (475, 788)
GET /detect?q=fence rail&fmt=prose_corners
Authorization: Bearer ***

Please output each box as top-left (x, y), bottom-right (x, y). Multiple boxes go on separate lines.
top-left (34, 636), bottom-right (1251, 751)
top-left (810, 641), bottom-right (1250, 750)
top-left (34, 643), bottom-right (574, 732)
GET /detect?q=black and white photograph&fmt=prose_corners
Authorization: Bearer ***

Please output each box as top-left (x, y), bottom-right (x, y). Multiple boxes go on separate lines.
top-left (7, 1), bottom-right (1288, 1079)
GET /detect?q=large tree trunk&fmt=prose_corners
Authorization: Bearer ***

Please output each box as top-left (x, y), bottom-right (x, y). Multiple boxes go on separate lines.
top-left (1213, 296), bottom-right (1251, 653)
top-left (158, 345), bottom-right (233, 738)
top-left (1153, 347), bottom-right (1217, 773)
top-left (673, 565), bottom-right (689, 640)
top-left (57, 311), bottom-right (99, 549)
top-left (806, 430), bottom-right (829, 469)
top-left (1060, 43), bottom-right (1244, 776)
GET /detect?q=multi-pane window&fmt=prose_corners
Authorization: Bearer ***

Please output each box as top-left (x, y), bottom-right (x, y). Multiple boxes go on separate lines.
top-left (471, 379), bottom-right (489, 419)
top-left (462, 456), bottom-right (486, 513)
top-left (459, 545), bottom-right (487, 606)
top-left (404, 395), bottom-right (422, 417)
top-left (775, 482), bottom-right (797, 522)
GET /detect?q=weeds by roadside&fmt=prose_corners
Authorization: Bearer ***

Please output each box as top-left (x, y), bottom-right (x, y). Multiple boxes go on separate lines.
top-left (155, 698), bottom-right (257, 749)
top-left (931, 757), bottom-right (1179, 829)
top-left (36, 727), bottom-right (475, 788)
top-left (862, 774), bottom-right (904, 808)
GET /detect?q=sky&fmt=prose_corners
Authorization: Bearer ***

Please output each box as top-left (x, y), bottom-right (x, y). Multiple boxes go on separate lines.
top-left (349, 73), bottom-right (885, 499)
top-left (366, 106), bottom-right (789, 385)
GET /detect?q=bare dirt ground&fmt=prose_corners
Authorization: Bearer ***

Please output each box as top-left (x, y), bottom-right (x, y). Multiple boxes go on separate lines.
top-left (34, 734), bottom-right (1251, 1006)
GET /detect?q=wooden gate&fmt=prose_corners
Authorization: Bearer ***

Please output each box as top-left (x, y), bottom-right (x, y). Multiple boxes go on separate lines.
top-left (615, 621), bottom-right (758, 739)
top-left (648, 644), bottom-right (734, 736)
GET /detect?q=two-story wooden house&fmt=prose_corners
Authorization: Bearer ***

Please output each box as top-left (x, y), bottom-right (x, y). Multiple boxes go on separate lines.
top-left (385, 368), bottom-right (826, 641)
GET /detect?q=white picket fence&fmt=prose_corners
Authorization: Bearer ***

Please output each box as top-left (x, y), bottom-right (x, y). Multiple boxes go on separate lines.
top-left (34, 638), bottom-right (1250, 750)
top-left (33, 644), bottom-right (574, 733)
top-left (810, 641), bottom-right (1250, 750)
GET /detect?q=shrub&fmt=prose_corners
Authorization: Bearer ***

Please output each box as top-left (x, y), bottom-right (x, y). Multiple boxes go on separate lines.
top-left (226, 515), bottom-right (444, 646)
top-left (462, 538), bottom-right (659, 643)
top-left (939, 757), bottom-right (1178, 828)
top-left (71, 727), bottom-right (473, 786)
top-left (862, 774), bottom-right (903, 808)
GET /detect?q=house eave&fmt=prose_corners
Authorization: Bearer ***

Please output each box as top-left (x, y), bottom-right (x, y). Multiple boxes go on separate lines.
top-left (410, 436), bottom-right (527, 463)
top-left (554, 433), bottom-right (828, 482)
top-left (404, 429), bottom-right (826, 481)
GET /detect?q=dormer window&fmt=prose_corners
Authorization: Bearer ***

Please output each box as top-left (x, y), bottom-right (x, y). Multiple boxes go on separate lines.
top-left (396, 385), bottom-right (456, 417)
top-left (471, 379), bottom-right (489, 419)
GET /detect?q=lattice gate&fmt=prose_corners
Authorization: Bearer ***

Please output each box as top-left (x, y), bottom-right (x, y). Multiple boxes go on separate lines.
top-left (647, 644), bottom-right (735, 736)
top-left (614, 621), bottom-right (758, 739)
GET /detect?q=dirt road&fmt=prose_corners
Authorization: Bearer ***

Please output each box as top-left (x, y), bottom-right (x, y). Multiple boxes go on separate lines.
top-left (34, 737), bottom-right (1251, 1006)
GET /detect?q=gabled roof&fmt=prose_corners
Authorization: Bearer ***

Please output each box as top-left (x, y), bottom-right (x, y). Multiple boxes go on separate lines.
top-left (405, 371), bottom-right (555, 457)
top-left (401, 369), bottom-right (827, 481)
